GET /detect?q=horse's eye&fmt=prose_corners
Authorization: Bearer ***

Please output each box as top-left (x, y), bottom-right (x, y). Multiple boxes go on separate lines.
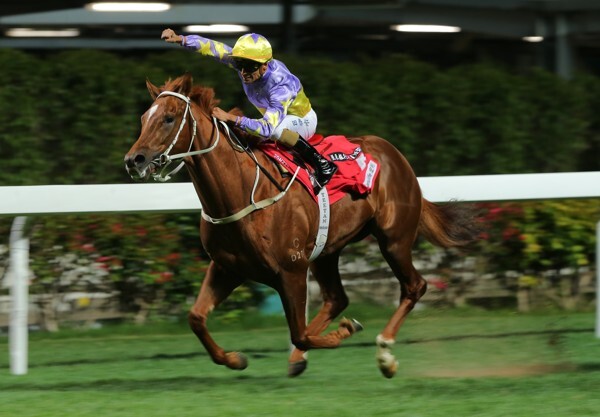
top-left (165, 116), bottom-right (174, 124)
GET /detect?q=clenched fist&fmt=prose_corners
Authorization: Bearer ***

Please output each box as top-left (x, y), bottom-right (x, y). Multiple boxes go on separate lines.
top-left (161, 28), bottom-right (182, 44)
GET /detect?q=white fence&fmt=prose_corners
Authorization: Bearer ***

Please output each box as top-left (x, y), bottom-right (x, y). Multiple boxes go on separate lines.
top-left (1, 171), bottom-right (599, 215)
top-left (2, 171), bottom-right (600, 375)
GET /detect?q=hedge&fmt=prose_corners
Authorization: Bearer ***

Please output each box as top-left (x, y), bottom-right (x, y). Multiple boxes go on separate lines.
top-left (0, 48), bottom-right (598, 187)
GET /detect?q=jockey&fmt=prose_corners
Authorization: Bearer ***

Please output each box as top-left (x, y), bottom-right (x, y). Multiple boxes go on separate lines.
top-left (161, 29), bottom-right (337, 191)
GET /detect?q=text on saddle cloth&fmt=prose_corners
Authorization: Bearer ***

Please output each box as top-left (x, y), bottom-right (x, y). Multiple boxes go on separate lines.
top-left (259, 134), bottom-right (381, 204)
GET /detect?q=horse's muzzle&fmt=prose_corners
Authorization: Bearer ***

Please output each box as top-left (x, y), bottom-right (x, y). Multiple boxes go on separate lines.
top-left (124, 151), bottom-right (158, 182)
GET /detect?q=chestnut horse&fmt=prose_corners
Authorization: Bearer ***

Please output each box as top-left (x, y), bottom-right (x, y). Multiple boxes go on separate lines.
top-left (124, 74), bottom-right (480, 378)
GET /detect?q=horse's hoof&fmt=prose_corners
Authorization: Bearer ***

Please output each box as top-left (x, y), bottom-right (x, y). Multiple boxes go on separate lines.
top-left (350, 318), bottom-right (364, 333)
top-left (225, 352), bottom-right (248, 370)
top-left (379, 360), bottom-right (398, 379)
top-left (288, 360), bottom-right (308, 377)
top-left (340, 317), bottom-right (364, 334)
top-left (376, 351), bottom-right (398, 379)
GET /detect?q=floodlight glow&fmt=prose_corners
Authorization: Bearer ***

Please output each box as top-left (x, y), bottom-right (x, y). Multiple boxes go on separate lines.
top-left (6, 28), bottom-right (80, 37)
top-left (391, 24), bottom-right (461, 33)
top-left (87, 2), bottom-right (171, 12)
top-left (184, 24), bottom-right (250, 33)
top-left (523, 36), bottom-right (544, 43)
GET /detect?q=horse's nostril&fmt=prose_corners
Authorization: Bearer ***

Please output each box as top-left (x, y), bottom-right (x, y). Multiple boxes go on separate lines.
top-left (124, 156), bottom-right (136, 169)
top-left (134, 154), bottom-right (146, 166)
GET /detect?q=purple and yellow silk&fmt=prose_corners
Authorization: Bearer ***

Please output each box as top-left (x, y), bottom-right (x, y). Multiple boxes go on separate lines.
top-left (182, 34), bottom-right (312, 139)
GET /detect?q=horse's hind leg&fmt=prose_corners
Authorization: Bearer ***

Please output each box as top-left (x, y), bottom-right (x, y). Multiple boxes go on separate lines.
top-left (288, 253), bottom-right (358, 377)
top-left (279, 267), bottom-right (362, 361)
top-left (188, 261), bottom-right (248, 370)
top-left (374, 232), bottom-right (427, 378)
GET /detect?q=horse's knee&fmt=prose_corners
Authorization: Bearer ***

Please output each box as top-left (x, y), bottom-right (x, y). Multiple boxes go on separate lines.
top-left (418, 279), bottom-right (427, 297)
top-left (329, 294), bottom-right (349, 317)
top-left (188, 310), bottom-right (207, 329)
top-left (411, 278), bottom-right (427, 298)
top-left (291, 335), bottom-right (310, 352)
top-left (403, 277), bottom-right (427, 303)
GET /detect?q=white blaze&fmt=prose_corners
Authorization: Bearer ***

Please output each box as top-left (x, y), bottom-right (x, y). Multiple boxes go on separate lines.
top-left (147, 104), bottom-right (159, 120)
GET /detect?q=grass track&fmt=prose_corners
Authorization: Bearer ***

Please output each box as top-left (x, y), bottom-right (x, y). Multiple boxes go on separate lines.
top-left (1, 307), bottom-right (599, 417)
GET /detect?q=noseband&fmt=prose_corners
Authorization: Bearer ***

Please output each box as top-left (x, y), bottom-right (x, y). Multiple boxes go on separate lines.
top-left (151, 90), bottom-right (220, 182)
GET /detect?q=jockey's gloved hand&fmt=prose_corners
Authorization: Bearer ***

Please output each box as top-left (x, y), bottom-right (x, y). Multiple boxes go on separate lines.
top-left (161, 28), bottom-right (182, 44)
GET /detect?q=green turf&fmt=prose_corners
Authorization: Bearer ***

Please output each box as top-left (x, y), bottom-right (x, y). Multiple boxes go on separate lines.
top-left (1, 307), bottom-right (599, 417)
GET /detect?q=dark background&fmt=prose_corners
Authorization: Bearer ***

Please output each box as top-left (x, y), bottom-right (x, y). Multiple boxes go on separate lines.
top-left (4, 1), bottom-right (600, 78)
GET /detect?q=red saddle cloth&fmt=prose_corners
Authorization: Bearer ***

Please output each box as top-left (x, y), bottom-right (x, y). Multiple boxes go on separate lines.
top-left (258, 134), bottom-right (380, 204)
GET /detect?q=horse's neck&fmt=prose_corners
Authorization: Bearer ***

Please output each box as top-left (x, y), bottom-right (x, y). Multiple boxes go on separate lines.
top-left (186, 115), bottom-right (255, 217)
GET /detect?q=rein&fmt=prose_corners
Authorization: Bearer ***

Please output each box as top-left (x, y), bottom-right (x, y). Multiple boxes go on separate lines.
top-left (153, 90), bottom-right (300, 224)
top-left (223, 126), bottom-right (286, 193)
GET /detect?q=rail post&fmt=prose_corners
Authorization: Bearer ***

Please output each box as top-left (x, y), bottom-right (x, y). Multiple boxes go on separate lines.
top-left (9, 216), bottom-right (29, 375)
top-left (596, 221), bottom-right (600, 339)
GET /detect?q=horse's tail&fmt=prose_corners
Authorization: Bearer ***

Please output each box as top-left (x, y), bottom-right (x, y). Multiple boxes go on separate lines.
top-left (418, 199), bottom-right (482, 248)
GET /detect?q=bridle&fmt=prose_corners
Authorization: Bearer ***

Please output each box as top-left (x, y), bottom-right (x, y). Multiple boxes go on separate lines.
top-left (148, 90), bottom-right (300, 224)
top-left (150, 90), bottom-right (220, 182)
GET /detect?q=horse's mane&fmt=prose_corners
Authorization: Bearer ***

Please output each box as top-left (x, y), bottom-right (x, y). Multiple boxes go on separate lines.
top-left (185, 82), bottom-right (262, 146)
top-left (189, 85), bottom-right (220, 113)
top-left (160, 78), bottom-right (220, 112)
top-left (160, 78), bottom-right (261, 146)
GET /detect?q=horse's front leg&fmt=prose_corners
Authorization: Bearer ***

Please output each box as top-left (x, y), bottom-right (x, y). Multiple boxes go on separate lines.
top-left (188, 261), bottom-right (247, 370)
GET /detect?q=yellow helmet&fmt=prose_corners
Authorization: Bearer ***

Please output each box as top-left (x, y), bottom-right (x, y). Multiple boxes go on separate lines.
top-left (231, 33), bottom-right (272, 63)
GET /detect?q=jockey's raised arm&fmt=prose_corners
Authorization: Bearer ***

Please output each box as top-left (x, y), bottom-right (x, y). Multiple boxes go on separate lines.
top-left (161, 28), bottom-right (337, 193)
top-left (180, 34), bottom-right (236, 67)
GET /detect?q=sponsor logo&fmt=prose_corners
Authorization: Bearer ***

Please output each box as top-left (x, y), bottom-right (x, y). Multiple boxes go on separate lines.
top-left (328, 146), bottom-right (362, 162)
top-left (363, 160), bottom-right (378, 188)
top-left (273, 153), bottom-right (290, 169)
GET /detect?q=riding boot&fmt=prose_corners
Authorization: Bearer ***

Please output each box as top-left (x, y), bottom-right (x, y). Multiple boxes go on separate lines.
top-left (292, 137), bottom-right (338, 192)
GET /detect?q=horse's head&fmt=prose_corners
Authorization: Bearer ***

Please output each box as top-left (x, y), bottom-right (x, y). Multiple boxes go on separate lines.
top-left (124, 73), bottom-right (195, 181)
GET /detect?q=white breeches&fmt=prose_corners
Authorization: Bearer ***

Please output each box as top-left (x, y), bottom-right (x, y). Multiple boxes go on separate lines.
top-left (271, 108), bottom-right (317, 141)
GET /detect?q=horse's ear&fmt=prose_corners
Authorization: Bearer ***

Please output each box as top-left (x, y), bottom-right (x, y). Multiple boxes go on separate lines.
top-left (146, 78), bottom-right (161, 100)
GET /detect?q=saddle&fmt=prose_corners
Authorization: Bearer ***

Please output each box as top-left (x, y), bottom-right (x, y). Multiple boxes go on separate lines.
top-left (258, 134), bottom-right (380, 204)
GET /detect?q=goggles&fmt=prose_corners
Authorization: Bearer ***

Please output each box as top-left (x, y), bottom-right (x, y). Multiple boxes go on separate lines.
top-left (233, 58), bottom-right (262, 73)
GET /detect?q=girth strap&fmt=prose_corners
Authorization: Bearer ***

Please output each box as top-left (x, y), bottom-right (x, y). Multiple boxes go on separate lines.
top-left (308, 188), bottom-right (330, 261)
